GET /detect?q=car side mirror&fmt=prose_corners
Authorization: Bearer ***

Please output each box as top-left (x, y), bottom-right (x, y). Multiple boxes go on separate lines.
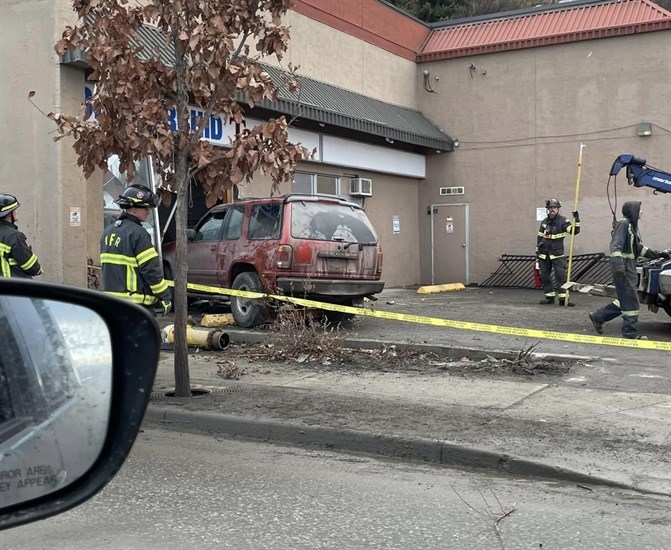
top-left (186, 228), bottom-right (200, 242)
top-left (0, 279), bottom-right (160, 531)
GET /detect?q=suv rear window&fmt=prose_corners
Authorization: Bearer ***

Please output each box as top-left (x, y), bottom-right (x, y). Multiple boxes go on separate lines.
top-left (291, 202), bottom-right (378, 243)
top-left (249, 204), bottom-right (281, 240)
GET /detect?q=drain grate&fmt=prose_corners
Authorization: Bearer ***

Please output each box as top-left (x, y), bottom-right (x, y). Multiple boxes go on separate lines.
top-left (151, 385), bottom-right (246, 398)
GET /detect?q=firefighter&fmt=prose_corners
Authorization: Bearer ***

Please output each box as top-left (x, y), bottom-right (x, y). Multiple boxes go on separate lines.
top-left (0, 193), bottom-right (43, 278)
top-left (100, 185), bottom-right (171, 315)
top-left (536, 198), bottom-right (580, 306)
top-left (588, 201), bottom-right (669, 340)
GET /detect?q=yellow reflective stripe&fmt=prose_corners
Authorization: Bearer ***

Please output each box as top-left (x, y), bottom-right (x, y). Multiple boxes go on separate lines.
top-left (612, 251), bottom-right (623, 257)
top-left (20, 254), bottom-right (38, 271)
top-left (100, 253), bottom-right (138, 267)
top-left (0, 201), bottom-right (18, 213)
top-left (612, 300), bottom-right (620, 307)
top-left (549, 254), bottom-right (565, 260)
top-left (621, 310), bottom-right (639, 317)
top-left (127, 265), bottom-right (137, 293)
top-left (0, 259), bottom-right (9, 277)
top-left (150, 279), bottom-right (169, 294)
top-left (103, 290), bottom-right (157, 305)
top-left (537, 231), bottom-right (545, 237)
top-left (8, 258), bottom-right (18, 265)
top-left (548, 233), bottom-right (566, 239)
top-left (136, 247), bottom-right (158, 266)
top-left (0, 243), bottom-right (10, 253)
top-left (641, 246), bottom-right (650, 256)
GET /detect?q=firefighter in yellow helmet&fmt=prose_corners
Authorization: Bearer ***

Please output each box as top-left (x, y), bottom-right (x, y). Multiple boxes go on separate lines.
top-left (0, 193), bottom-right (43, 278)
top-left (100, 185), bottom-right (171, 314)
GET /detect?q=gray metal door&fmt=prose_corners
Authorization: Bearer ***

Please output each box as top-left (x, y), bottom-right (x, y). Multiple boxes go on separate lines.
top-left (430, 203), bottom-right (469, 285)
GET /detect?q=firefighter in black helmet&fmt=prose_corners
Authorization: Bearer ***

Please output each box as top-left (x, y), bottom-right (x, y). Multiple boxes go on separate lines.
top-left (100, 185), bottom-right (171, 314)
top-left (0, 193), bottom-right (43, 278)
top-left (536, 198), bottom-right (580, 306)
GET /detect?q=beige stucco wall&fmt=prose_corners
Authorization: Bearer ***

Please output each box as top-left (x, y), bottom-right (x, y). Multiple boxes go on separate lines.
top-left (239, 161), bottom-right (422, 288)
top-left (418, 32), bottom-right (671, 284)
top-left (0, 0), bottom-right (93, 287)
top-left (275, 11), bottom-right (419, 108)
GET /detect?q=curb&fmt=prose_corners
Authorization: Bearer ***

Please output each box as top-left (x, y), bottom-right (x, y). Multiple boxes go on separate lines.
top-left (167, 329), bottom-right (600, 363)
top-left (144, 406), bottom-right (656, 494)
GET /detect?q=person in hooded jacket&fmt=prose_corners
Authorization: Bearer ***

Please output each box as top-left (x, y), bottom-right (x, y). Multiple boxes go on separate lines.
top-left (588, 201), bottom-right (670, 340)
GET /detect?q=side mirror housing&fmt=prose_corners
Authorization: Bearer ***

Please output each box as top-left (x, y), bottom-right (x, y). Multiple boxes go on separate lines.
top-left (0, 279), bottom-right (160, 531)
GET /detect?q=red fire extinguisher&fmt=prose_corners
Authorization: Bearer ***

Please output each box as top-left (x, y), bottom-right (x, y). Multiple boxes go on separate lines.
top-left (533, 261), bottom-right (542, 288)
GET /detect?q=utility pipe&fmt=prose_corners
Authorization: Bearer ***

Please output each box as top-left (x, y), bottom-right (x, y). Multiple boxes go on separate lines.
top-left (163, 324), bottom-right (230, 350)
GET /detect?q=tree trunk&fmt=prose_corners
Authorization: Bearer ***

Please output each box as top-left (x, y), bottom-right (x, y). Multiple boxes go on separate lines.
top-left (173, 150), bottom-right (191, 398)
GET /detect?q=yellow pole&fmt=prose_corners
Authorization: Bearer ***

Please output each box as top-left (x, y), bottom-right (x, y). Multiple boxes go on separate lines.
top-left (565, 142), bottom-right (586, 306)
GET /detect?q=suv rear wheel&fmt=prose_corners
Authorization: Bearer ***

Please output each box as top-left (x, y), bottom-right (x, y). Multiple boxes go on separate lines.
top-left (231, 272), bottom-right (266, 328)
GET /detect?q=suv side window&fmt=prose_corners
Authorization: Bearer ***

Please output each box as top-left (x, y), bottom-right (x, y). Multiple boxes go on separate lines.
top-left (222, 205), bottom-right (244, 240)
top-left (197, 210), bottom-right (227, 241)
top-left (248, 204), bottom-right (281, 240)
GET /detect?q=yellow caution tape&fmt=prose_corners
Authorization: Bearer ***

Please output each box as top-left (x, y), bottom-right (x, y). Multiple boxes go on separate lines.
top-left (166, 280), bottom-right (671, 351)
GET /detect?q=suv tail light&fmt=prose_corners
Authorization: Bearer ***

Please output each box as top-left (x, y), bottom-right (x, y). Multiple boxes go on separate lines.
top-left (377, 250), bottom-right (383, 276)
top-left (276, 245), bottom-right (293, 269)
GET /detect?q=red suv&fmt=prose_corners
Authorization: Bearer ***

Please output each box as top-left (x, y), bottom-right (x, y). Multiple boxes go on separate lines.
top-left (162, 194), bottom-right (384, 327)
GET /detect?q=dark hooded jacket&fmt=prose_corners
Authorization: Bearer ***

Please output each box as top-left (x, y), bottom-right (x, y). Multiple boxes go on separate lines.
top-left (609, 201), bottom-right (659, 285)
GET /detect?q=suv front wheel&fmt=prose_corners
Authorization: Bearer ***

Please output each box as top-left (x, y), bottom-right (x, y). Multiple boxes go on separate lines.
top-left (231, 272), bottom-right (267, 328)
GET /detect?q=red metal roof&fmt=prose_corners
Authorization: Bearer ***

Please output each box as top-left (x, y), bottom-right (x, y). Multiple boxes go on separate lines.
top-left (419, 0), bottom-right (671, 62)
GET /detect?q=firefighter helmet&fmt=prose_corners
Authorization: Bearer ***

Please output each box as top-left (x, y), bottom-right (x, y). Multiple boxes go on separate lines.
top-left (545, 198), bottom-right (561, 209)
top-left (0, 193), bottom-right (20, 217)
top-left (116, 185), bottom-right (158, 209)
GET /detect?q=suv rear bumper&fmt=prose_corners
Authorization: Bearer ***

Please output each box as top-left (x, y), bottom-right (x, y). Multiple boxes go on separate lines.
top-left (276, 277), bottom-right (384, 297)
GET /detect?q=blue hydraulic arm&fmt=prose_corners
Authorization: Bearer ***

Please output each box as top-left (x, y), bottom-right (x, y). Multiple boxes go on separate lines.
top-left (609, 154), bottom-right (671, 194)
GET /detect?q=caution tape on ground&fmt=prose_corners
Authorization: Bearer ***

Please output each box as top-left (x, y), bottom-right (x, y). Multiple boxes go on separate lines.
top-left (167, 281), bottom-right (671, 351)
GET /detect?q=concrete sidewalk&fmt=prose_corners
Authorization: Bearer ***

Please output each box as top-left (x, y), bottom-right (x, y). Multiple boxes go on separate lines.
top-left (146, 332), bottom-right (671, 495)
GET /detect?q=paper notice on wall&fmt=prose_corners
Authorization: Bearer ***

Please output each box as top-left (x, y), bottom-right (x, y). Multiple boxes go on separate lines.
top-left (445, 217), bottom-right (454, 234)
top-left (392, 215), bottom-right (400, 235)
top-left (536, 207), bottom-right (546, 221)
top-left (70, 207), bottom-right (81, 227)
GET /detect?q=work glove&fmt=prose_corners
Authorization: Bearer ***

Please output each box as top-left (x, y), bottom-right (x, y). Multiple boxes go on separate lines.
top-left (160, 300), bottom-right (172, 316)
top-left (572, 210), bottom-right (580, 221)
top-left (658, 249), bottom-right (671, 260)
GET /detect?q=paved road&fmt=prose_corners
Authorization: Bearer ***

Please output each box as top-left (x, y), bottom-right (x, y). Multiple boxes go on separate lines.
top-left (4, 429), bottom-right (671, 550)
top-left (149, 286), bottom-right (670, 493)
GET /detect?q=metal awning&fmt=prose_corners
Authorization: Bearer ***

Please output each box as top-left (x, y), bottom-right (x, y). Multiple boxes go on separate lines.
top-left (60, 24), bottom-right (454, 152)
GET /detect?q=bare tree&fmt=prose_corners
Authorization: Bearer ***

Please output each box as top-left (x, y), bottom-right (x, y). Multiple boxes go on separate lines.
top-left (50, 0), bottom-right (310, 397)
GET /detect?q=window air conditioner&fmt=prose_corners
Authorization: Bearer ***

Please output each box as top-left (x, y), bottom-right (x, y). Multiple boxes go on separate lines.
top-left (349, 178), bottom-right (373, 197)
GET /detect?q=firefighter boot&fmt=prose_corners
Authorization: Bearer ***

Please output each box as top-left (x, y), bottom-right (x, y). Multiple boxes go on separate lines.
top-left (558, 299), bottom-right (575, 307)
top-left (539, 296), bottom-right (555, 305)
top-left (588, 312), bottom-right (604, 334)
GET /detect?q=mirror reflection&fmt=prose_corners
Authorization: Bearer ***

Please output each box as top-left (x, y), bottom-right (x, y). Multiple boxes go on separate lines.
top-left (0, 296), bottom-right (112, 508)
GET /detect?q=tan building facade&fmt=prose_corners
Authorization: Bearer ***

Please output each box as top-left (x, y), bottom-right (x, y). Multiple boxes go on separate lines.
top-left (1, 0), bottom-right (669, 290)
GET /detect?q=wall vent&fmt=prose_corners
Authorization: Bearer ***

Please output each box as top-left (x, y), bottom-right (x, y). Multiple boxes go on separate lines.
top-left (439, 186), bottom-right (465, 196)
top-left (349, 178), bottom-right (373, 197)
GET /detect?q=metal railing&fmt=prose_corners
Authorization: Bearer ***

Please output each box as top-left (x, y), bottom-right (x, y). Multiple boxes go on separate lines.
top-left (480, 253), bottom-right (612, 289)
